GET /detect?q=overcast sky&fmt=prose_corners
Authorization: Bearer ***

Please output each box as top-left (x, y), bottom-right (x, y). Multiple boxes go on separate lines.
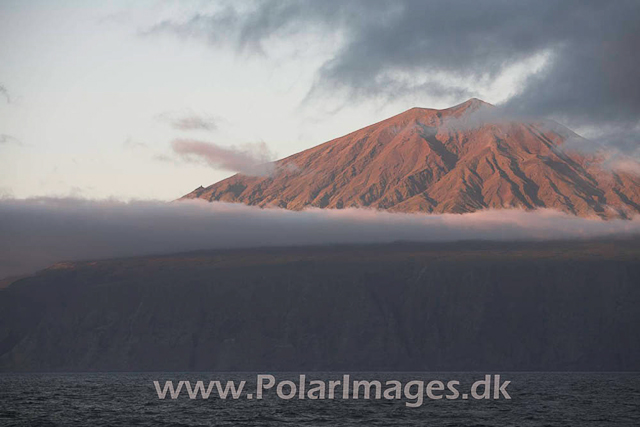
top-left (1, 0), bottom-right (639, 200)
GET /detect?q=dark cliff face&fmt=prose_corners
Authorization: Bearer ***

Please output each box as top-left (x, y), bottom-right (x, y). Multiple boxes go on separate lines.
top-left (2, 240), bottom-right (640, 372)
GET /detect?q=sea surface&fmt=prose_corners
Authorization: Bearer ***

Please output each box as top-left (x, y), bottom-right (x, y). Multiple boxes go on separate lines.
top-left (1, 372), bottom-right (639, 426)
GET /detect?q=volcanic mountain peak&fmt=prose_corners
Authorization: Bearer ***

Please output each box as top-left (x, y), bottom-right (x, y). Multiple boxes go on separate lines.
top-left (444, 97), bottom-right (493, 115)
top-left (182, 100), bottom-right (640, 219)
top-left (382, 98), bottom-right (492, 127)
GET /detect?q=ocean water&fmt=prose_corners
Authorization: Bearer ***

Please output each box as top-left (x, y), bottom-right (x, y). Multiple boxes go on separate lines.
top-left (1, 373), bottom-right (639, 426)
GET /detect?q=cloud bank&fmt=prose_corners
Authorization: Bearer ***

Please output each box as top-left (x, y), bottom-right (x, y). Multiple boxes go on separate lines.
top-left (2, 197), bottom-right (640, 279)
top-left (171, 139), bottom-right (275, 175)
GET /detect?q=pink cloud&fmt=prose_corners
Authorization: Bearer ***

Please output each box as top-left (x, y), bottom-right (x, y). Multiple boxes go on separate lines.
top-left (171, 139), bottom-right (274, 175)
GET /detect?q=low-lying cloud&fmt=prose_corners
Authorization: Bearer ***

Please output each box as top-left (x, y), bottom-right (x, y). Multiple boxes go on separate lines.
top-left (2, 197), bottom-right (640, 279)
top-left (171, 139), bottom-right (275, 175)
top-left (607, 155), bottom-right (640, 176)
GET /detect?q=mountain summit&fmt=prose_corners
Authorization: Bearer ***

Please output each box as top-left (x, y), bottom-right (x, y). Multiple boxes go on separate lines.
top-left (182, 99), bottom-right (640, 218)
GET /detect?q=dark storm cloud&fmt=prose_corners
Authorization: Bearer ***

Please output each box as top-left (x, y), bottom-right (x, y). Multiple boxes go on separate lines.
top-left (143, 1), bottom-right (353, 54)
top-left (145, 0), bottom-right (640, 150)
top-left (2, 198), bottom-right (640, 279)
